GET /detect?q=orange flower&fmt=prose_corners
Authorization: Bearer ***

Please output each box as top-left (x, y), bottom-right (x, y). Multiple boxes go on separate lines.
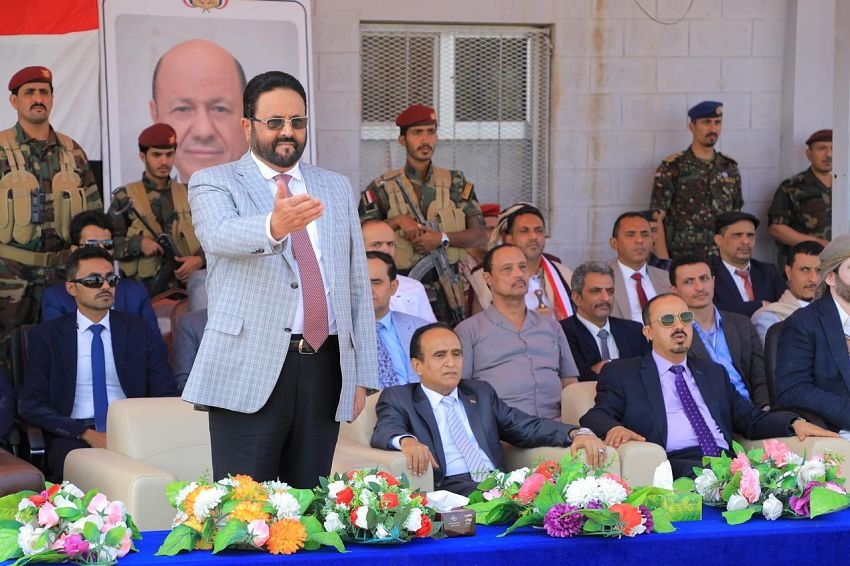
top-left (231, 501), bottom-right (270, 523)
top-left (183, 516), bottom-right (204, 533)
top-left (182, 485), bottom-right (206, 519)
top-left (231, 475), bottom-right (268, 502)
top-left (266, 519), bottom-right (307, 555)
top-left (535, 460), bottom-right (560, 480)
top-left (609, 503), bottom-right (643, 536)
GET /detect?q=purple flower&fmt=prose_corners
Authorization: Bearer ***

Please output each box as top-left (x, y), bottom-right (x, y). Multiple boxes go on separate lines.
top-left (638, 505), bottom-right (653, 534)
top-left (543, 503), bottom-right (586, 538)
top-left (62, 534), bottom-right (90, 557)
top-left (789, 481), bottom-right (820, 517)
top-left (585, 500), bottom-right (603, 510)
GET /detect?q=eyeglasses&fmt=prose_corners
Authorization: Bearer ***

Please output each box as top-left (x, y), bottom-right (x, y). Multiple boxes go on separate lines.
top-left (81, 239), bottom-right (114, 251)
top-left (249, 116), bottom-right (308, 131)
top-left (70, 274), bottom-right (120, 289)
top-left (652, 311), bottom-right (695, 327)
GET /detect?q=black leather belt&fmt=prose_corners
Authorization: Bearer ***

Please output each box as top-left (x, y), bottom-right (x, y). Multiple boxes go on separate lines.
top-left (288, 334), bottom-right (338, 354)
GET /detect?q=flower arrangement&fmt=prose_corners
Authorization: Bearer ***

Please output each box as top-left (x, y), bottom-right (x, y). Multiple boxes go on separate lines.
top-left (467, 453), bottom-right (676, 538)
top-left (311, 468), bottom-right (442, 544)
top-left (156, 474), bottom-right (344, 556)
top-left (0, 481), bottom-right (140, 565)
top-left (694, 440), bottom-right (850, 524)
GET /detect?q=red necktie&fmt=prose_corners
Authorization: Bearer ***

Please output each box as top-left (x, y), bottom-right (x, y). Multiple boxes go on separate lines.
top-left (275, 174), bottom-right (329, 350)
top-left (631, 272), bottom-right (648, 310)
top-left (735, 269), bottom-right (755, 301)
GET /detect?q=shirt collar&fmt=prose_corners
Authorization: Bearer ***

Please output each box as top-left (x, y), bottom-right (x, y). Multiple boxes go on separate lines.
top-left (693, 307), bottom-right (722, 334)
top-left (251, 151), bottom-right (303, 182)
top-left (378, 311), bottom-right (394, 330)
top-left (652, 350), bottom-right (689, 379)
top-left (76, 310), bottom-right (111, 334)
top-left (420, 382), bottom-right (459, 411)
top-left (722, 259), bottom-right (752, 275)
top-left (617, 260), bottom-right (647, 278)
top-left (575, 312), bottom-right (611, 335)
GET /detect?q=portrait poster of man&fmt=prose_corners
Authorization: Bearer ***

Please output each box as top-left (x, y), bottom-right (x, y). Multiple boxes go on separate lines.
top-left (99, 0), bottom-right (314, 199)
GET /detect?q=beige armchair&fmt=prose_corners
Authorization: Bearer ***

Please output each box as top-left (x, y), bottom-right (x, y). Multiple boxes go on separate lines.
top-left (63, 397), bottom-right (211, 531)
top-left (561, 381), bottom-right (668, 486)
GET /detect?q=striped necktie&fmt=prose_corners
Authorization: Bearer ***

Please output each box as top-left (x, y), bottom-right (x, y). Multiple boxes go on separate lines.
top-left (440, 396), bottom-right (493, 481)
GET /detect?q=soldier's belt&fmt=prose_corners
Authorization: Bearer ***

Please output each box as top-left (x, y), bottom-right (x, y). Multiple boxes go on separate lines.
top-left (0, 243), bottom-right (63, 268)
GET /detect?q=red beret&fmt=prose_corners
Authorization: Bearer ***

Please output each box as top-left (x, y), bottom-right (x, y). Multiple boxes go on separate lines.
top-left (8, 66), bottom-right (52, 92)
top-left (806, 129), bottom-right (832, 146)
top-left (396, 104), bottom-right (437, 128)
top-left (480, 203), bottom-right (501, 218)
top-left (139, 123), bottom-right (178, 149)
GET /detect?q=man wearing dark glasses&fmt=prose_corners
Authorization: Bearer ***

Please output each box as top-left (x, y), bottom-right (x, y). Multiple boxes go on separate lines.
top-left (581, 292), bottom-right (836, 478)
top-left (40, 210), bottom-right (161, 338)
top-left (18, 247), bottom-right (176, 481)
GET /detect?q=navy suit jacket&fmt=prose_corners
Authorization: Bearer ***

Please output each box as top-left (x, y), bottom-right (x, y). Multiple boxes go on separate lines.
top-left (41, 279), bottom-right (161, 338)
top-left (371, 380), bottom-right (575, 489)
top-left (560, 315), bottom-right (649, 382)
top-left (710, 256), bottom-right (787, 317)
top-left (18, 311), bottom-right (177, 440)
top-left (775, 296), bottom-right (850, 430)
top-left (580, 354), bottom-right (795, 449)
top-left (0, 370), bottom-right (13, 442)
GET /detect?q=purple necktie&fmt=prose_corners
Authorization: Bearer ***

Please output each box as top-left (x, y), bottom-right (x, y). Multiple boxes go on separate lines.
top-left (671, 364), bottom-right (720, 457)
top-left (274, 174), bottom-right (329, 350)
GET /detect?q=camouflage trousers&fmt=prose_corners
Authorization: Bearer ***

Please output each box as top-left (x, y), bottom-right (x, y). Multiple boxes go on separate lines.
top-left (0, 260), bottom-right (60, 370)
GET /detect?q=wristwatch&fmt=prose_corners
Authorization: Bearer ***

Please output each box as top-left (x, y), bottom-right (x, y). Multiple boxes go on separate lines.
top-left (440, 232), bottom-right (450, 248)
top-left (570, 427), bottom-right (595, 441)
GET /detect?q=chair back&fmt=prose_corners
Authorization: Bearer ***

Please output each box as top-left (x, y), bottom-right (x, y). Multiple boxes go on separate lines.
top-left (8, 325), bottom-right (32, 391)
top-left (338, 393), bottom-right (380, 445)
top-left (763, 320), bottom-right (785, 406)
top-left (561, 381), bottom-right (597, 424)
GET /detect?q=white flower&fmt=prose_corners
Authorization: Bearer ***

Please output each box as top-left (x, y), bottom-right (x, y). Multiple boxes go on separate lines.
top-left (359, 488), bottom-right (375, 506)
top-left (327, 480), bottom-right (347, 499)
top-left (17, 498), bottom-right (35, 512)
top-left (564, 477), bottom-right (597, 507)
top-left (726, 493), bottom-right (749, 511)
top-left (694, 470), bottom-right (722, 503)
top-left (217, 478), bottom-right (237, 487)
top-left (595, 477), bottom-right (628, 506)
top-left (323, 511), bottom-right (344, 532)
top-left (785, 452), bottom-right (804, 466)
top-left (52, 495), bottom-right (78, 510)
top-left (193, 486), bottom-right (226, 520)
top-left (362, 474), bottom-right (380, 486)
top-left (375, 524), bottom-right (390, 539)
top-left (265, 480), bottom-right (290, 494)
top-left (352, 506), bottom-right (369, 529)
top-left (563, 477), bottom-right (627, 507)
top-left (506, 467), bottom-right (530, 486)
top-left (404, 508), bottom-right (423, 532)
top-left (798, 459), bottom-right (826, 486)
top-left (172, 511), bottom-right (189, 528)
top-left (60, 482), bottom-right (85, 499)
top-left (762, 494), bottom-right (783, 520)
top-left (174, 482), bottom-right (198, 508)
top-left (269, 491), bottom-right (301, 519)
top-left (17, 524), bottom-right (54, 556)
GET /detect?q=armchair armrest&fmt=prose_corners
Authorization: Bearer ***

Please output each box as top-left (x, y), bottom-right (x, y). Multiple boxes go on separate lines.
top-left (332, 441), bottom-right (434, 492)
top-left (615, 441), bottom-right (668, 486)
top-left (502, 444), bottom-right (620, 476)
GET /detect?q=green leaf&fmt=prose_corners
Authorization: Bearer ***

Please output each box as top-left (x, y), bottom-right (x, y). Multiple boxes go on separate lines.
top-left (54, 507), bottom-right (81, 521)
top-left (82, 488), bottom-right (98, 510)
top-left (500, 510), bottom-right (542, 536)
top-left (722, 507), bottom-right (758, 525)
top-left (104, 525), bottom-right (127, 547)
top-left (582, 509), bottom-right (618, 526)
top-left (475, 477), bottom-right (498, 492)
top-left (809, 487), bottom-right (850, 519)
top-left (0, 527), bottom-right (23, 561)
top-left (649, 508), bottom-right (676, 534)
top-left (465, 500), bottom-right (501, 524)
top-left (308, 531), bottom-right (347, 553)
top-left (721, 472), bottom-right (742, 503)
top-left (12, 549), bottom-right (68, 564)
top-left (291, 488), bottom-right (315, 515)
top-left (301, 515), bottom-right (324, 535)
top-left (212, 519), bottom-right (248, 554)
top-left (731, 440), bottom-right (746, 456)
top-left (747, 448), bottom-right (765, 463)
top-left (155, 524), bottom-right (200, 556)
top-left (484, 500), bottom-right (523, 525)
top-left (0, 493), bottom-right (30, 522)
top-left (532, 482), bottom-right (563, 516)
top-left (83, 521), bottom-right (100, 543)
top-left (166, 481), bottom-right (189, 508)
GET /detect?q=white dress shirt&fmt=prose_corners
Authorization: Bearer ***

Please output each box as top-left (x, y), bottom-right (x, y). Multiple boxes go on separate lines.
top-left (392, 275), bottom-right (437, 322)
top-left (722, 259), bottom-right (753, 302)
top-left (71, 311), bottom-right (126, 420)
top-left (617, 261), bottom-right (658, 323)
top-left (254, 153), bottom-right (337, 334)
top-left (575, 313), bottom-right (620, 360)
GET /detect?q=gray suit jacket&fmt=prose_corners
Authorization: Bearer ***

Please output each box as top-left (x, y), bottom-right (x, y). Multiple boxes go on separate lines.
top-left (182, 153), bottom-right (377, 420)
top-left (609, 261), bottom-right (672, 322)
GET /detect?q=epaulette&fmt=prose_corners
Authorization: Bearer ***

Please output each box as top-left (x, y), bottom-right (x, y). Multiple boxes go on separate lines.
top-left (663, 151), bottom-right (683, 163)
top-left (378, 168), bottom-right (404, 184)
top-left (716, 151), bottom-right (737, 166)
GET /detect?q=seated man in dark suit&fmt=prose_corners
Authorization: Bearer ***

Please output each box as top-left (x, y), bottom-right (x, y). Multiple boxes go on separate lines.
top-left (671, 256), bottom-right (770, 409)
top-left (19, 247), bottom-right (177, 482)
top-left (710, 211), bottom-right (786, 317)
top-left (561, 261), bottom-right (649, 381)
top-left (776, 235), bottom-right (850, 433)
top-left (581, 293), bottom-right (835, 478)
top-left (371, 323), bottom-right (606, 495)
top-left (41, 210), bottom-right (161, 337)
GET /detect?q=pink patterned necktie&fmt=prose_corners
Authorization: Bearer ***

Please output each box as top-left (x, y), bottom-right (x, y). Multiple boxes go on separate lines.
top-left (275, 174), bottom-right (329, 350)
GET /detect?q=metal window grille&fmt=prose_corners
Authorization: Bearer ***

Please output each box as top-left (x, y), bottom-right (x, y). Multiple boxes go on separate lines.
top-left (360, 24), bottom-right (552, 213)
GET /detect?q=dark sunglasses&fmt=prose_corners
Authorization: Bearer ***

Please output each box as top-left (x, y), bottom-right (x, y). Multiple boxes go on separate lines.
top-left (81, 239), bottom-right (114, 251)
top-left (652, 311), bottom-right (694, 327)
top-left (70, 274), bottom-right (120, 289)
top-left (250, 116), bottom-right (309, 131)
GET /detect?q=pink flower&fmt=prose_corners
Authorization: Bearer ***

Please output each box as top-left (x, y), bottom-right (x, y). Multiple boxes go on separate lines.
top-left (37, 502), bottom-right (59, 528)
top-left (517, 473), bottom-right (547, 504)
top-left (105, 502), bottom-right (126, 525)
top-left (87, 493), bottom-right (109, 514)
top-left (730, 452), bottom-right (751, 475)
top-left (248, 519), bottom-right (270, 547)
top-left (762, 439), bottom-right (790, 466)
top-left (825, 482), bottom-right (846, 494)
top-left (118, 529), bottom-right (132, 557)
top-left (482, 487), bottom-right (503, 501)
top-left (52, 533), bottom-right (90, 557)
top-left (740, 467), bottom-right (761, 504)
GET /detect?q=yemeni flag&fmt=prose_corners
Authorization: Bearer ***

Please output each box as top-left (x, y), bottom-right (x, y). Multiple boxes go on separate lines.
top-left (0, 0), bottom-right (101, 158)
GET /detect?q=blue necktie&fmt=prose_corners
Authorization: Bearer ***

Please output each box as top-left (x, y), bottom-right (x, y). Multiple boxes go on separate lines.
top-left (376, 322), bottom-right (398, 388)
top-left (90, 324), bottom-right (108, 433)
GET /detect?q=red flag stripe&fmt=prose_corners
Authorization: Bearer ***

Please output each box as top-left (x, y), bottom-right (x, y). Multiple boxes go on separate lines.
top-left (0, 0), bottom-right (98, 36)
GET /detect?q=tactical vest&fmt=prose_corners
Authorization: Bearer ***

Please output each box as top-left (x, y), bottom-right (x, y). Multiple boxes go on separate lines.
top-left (119, 180), bottom-right (201, 278)
top-left (378, 166), bottom-right (468, 270)
top-left (0, 128), bottom-right (86, 252)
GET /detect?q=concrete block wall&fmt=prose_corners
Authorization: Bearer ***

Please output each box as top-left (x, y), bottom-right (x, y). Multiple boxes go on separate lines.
top-left (311, 0), bottom-right (791, 266)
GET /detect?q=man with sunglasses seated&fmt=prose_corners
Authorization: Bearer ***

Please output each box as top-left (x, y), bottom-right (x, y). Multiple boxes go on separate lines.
top-left (580, 292), bottom-right (836, 478)
top-left (41, 210), bottom-right (161, 338)
top-left (18, 247), bottom-right (176, 482)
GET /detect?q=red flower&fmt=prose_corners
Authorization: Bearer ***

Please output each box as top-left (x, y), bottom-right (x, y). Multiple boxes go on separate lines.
top-left (535, 460), bottom-right (560, 480)
top-left (609, 503), bottom-right (643, 536)
top-left (411, 493), bottom-right (427, 506)
top-left (376, 471), bottom-right (400, 486)
top-left (381, 492), bottom-right (399, 509)
top-left (345, 470), bottom-right (358, 480)
top-left (416, 515), bottom-right (433, 537)
top-left (28, 484), bottom-right (60, 507)
top-left (336, 486), bottom-right (354, 506)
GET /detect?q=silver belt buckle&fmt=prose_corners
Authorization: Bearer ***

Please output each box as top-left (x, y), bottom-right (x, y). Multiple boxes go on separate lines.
top-left (297, 338), bottom-right (315, 354)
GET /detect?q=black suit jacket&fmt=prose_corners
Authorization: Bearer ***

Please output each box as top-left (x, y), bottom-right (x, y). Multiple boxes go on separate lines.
top-left (688, 310), bottom-right (769, 409)
top-left (371, 380), bottom-right (575, 489)
top-left (18, 311), bottom-right (177, 440)
top-left (775, 296), bottom-right (850, 430)
top-left (561, 315), bottom-right (650, 382)
top-left (580, 354), bottom-right (795, 449)
top-left (710, 256), bottom-right (787, 317)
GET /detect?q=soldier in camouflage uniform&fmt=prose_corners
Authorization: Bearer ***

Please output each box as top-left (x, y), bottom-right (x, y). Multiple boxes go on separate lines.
top-left (108, 124), bottom-right (204, 294)
top-left (359, 104), bottom-right (487, 323)
top-left (0, 66), bottom-right (102, 367)
top-left (768, 129), bottom-right (832, 264)
top-left (651, 100), bottom-right (742, 260)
